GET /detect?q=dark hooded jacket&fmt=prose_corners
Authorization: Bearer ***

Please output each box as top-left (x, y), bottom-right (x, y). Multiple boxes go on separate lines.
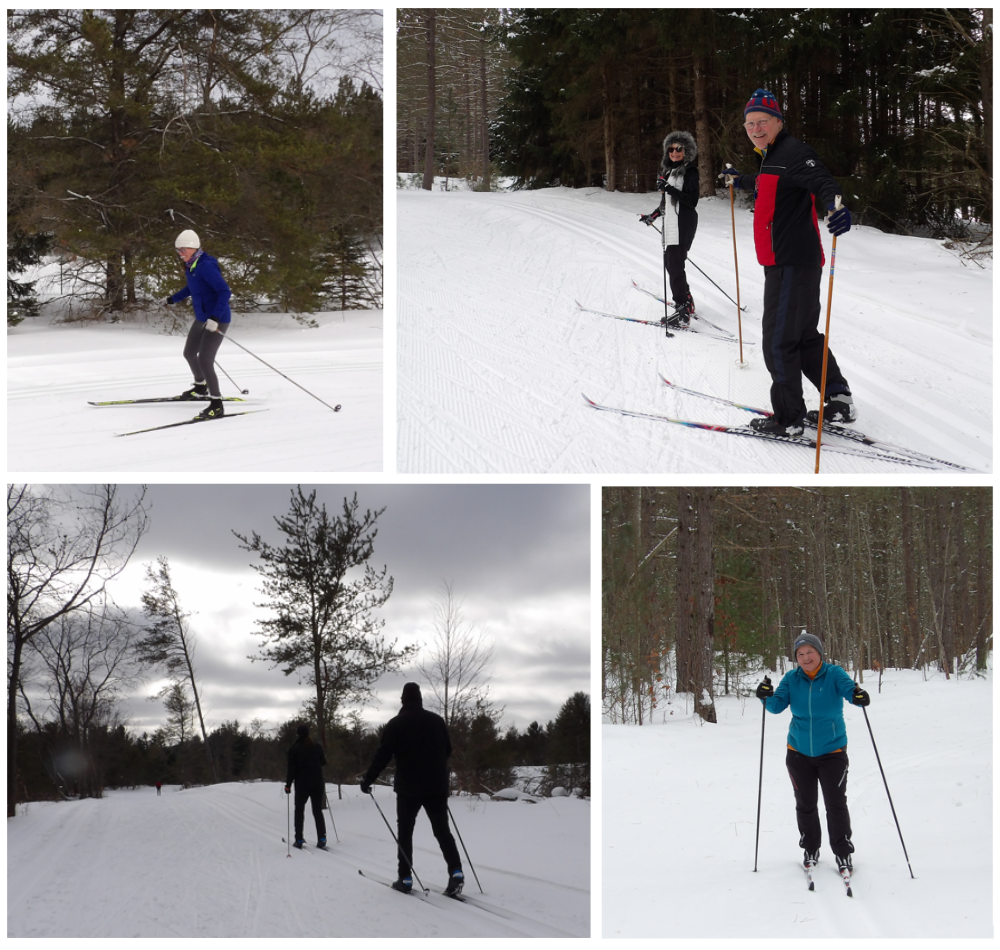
top-left (286, 735), bottom-right (327, 790)
top-left (652, 129), bottom-right (699, 250)
top-left (363, 697), bottom-right (452, 797)
top-left (167, 251), bottom-right (232, 324)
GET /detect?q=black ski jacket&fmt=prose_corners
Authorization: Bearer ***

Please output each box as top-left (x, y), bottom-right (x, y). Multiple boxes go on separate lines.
top-left (734, 128), bottom-right (841, 267)
top-left (363, 699), bottom-right (452, 797)
top-left (286, 737), bottom-right (327, 790)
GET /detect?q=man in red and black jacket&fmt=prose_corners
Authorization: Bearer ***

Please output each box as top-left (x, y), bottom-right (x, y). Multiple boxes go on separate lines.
top-left (724, 89), bottom-right (856, 437)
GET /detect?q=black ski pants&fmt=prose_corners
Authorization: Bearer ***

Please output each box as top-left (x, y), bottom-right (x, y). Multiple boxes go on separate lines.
top-left (761, 264), bottom-right (849, 426)
top-left (786, 748), bottom-right (854, 857)
top-left (294, 782), bottom-right (327, 843)
top-left (183, 319), bottom-right (228, 397)
top-left (663, 247), bottom-right (691, 304)
top-left (395, 793), bottom-right (462, 879)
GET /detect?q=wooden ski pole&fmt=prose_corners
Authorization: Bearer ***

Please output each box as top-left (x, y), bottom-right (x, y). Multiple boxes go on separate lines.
top-left (815, 195), bottom-right (842, 474)
top-left (729, 170), bottom-right (745, 366)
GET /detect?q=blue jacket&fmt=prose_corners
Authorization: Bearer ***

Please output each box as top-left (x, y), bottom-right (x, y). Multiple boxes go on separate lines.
top-left (761, 663), bottom-right (856, 756)
top-left (169, 251), bottom-right (231, 324)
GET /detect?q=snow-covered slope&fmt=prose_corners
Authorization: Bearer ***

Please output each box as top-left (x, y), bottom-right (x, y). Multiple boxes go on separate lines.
top-left (397, 187), bottom-right (991, 473)
top-left (7, 783), bottom-right (589, 937)
top-left (603, 668), bottom-right (992, 938)
top-left (7, 310), bottom-right (382, 473)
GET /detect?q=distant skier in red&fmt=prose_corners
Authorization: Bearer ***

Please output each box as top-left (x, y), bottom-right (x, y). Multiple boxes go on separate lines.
top-left (155, 780), bottom-right (162, 796)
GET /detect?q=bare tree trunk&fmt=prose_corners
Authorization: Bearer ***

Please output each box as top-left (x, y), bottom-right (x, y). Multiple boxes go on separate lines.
top-left (480, 35), bottom-right (490, 188)
top-left (602, 59), bottom-right (616, 192)
top-left (422, 10), bottom-right (436, 191)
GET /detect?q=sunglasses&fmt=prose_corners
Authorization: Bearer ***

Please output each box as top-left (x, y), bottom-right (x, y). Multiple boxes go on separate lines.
top-left (668, 146), bottom-right (684, 153)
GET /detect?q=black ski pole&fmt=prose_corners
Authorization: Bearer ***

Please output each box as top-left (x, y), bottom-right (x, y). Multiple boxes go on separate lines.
top-left (220, 333), bottom-right (342, 413)
top-left (686, 256), bottom-right (747, 312)
top-left (286, 787), bottom-right (292, 858)
top-left (753, 675), bottom-right (770, 872)
top-left (216, 361), bottom-right (249, 395)
top-left (862, 706), bottom-right (915, 879)
top-left (447, 803), bottom-right (483, 894)
top-left (324, 787), bottom-right (340, 843)
top-left (366, 789), bottom-right (426, 891)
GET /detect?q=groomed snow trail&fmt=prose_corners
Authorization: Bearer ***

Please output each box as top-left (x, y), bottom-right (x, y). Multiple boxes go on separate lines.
top-left (397, 187), bottom-right (991, 474)
top-left (7, 783), bottom-right (589, 937)
top-left (8, 311), bottom-right (382, 473)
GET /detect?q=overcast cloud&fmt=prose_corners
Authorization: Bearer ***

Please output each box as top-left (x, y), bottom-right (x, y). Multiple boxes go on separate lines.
top-left (93, 483), bottom-right (590, 736)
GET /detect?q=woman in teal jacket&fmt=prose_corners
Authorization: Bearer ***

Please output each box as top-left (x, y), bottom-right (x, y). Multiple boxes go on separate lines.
top-left (756, 633), bottom-right (869, 874)
top-left (164, 229), bottom-right (232, 419)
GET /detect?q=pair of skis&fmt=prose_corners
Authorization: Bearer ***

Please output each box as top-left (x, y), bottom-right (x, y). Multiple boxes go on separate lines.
top-left (583, 375), bottom-right (972, 471)
top-left (90, 393), bottom-right (268, 437)
top-left (804, 858), bottom-right (853, 898)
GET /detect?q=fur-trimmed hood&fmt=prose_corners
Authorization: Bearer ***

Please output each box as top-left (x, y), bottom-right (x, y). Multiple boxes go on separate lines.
top-left (660, 130), bottom-right (698, 173)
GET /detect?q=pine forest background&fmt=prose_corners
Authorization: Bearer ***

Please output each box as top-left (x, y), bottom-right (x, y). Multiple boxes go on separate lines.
top-left (397, 8), bottom-right (991, 244)
top-left (603, 488), bottom-right (992, 725)
top-left (7, 10), bottom-right (383, 321)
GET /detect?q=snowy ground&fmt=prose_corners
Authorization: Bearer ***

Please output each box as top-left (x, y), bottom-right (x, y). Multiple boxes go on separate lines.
top-left (603, 668), bottom-right (992, 938)
top-left (397, 186), bottom-right (992, 473)
top-left (7, 783), bottom-right (589, 937)
top-left (8, 308), bottom-right (382, 473)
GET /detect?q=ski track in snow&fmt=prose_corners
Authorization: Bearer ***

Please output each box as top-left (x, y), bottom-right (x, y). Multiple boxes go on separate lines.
top-left (7, 783), bottom-right (589, 937)
top-left (398, 187), bottom-right (991, 473)
top-left (7, 312), bottom-right (383, 472)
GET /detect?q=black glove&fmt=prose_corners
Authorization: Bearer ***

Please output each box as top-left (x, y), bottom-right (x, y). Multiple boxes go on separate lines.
top-left (755, 676), bottom-right (773, 700)
top-left (851, 688), bottom-right (870, 707)
top-left (639, 210), bottom-right (661, 226)
top-left (162, 296), bottom-right (174, 306)
top-left (656, 174), bottom-right (669, 192)
top-left (359, 778), bottom-right (372, 795)
top-left (719, 166), bottom-right (741, 187)
top-left (284, 784), bottom-right (291, 794)
top-left (827, 202), bottom-right (851, 236)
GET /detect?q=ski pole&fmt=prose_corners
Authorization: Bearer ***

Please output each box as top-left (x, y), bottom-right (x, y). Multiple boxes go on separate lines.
top-left (861, 706), bottom-right (915, 879)
top-left (220, 333), bottom-right (342, 414)
top-left (661, 247), bottom-right (671, 337)
top-left (366, 789), bottom-right (426, 891)
top-left (447, 803), bottom-right (484, 894)
top-left (216, 361), bottom-right (249, 395)
top-left (728, 172), bottom-right (746, 365)
top-left (325, 787), bottom-right (340, 843)
top-left (286, 787), bottom-right (292, 858)
top-left (652, 224), bottom-right (746, 312)
top-left (815, 195), bottom-right (842, 474)
top-left (753, 675), bottom-right (770, 872)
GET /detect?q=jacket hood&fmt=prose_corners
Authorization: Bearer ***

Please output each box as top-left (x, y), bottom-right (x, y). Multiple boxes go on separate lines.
top-left (661, 130), bottom-right (698, 172)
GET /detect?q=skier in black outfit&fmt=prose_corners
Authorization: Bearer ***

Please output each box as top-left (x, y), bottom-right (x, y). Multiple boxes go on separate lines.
top-left (723, 89), bottom-right (855, 437)
top-left (360, 682), bottom-right (464, 896)
top-left (639, 129), bottom-right (699, 327)
top-left (285, 723), bottom-right (327, 849)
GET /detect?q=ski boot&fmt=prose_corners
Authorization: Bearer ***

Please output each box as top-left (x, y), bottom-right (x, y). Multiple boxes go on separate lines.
top-left (806, 392), bottom-right (857, 425)
top-left (178, 381), bottom-right (209, 401)
top-left (293, 838), bottom-right (305, 850)
top-left (391, 877), bottom-right (413, 894)
top-left (836, 853), bottom-right (853, 873)
top-left (317, 836), bottom-right (327, 850)
top-left (195, 397), bottom-right (225, 420)
top-left (444, 869), bottom-right (465, 897)
top-left (749, 415), bottom-right (805, 438)
top-left (803, 848), bottom-right (820, 869)
top-left (660, 294), bottom-right (695, 329)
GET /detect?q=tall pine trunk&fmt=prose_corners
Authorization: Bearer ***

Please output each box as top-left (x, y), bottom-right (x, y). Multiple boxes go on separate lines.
top-left (422, 10), bottom-right (436, 191)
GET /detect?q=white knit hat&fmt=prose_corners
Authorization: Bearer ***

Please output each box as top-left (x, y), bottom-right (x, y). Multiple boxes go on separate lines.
top-left (174, 229), bottom-right (201, 249)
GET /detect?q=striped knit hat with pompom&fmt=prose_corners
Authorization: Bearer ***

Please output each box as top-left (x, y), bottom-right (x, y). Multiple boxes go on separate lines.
top-left (744, 88), bottom-right (783, 120)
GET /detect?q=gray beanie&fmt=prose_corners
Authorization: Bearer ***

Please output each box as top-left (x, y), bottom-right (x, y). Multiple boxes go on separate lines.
top-left (793, 633), bottom-right (824, 661)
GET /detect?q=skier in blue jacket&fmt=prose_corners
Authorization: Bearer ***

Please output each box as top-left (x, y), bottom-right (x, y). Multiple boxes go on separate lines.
top-left (756, 633), bottom-right (870, 875)
top-left (164, 229), bottom-right (232, 419)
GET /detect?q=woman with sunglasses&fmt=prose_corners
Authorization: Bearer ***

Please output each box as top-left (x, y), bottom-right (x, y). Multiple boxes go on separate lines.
top-left (638, 130), bottom-right (699, 327)
top-left (163, 229), bottom-right (232, 419)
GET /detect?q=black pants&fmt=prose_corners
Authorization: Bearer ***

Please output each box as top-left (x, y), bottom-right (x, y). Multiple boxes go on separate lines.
top-left (294, 783), bottom-right (326, 842)
top-left (183, 320), bottom-right (228, 396)
top-left (761, 264), bottom-right (849, 426)
top-left (395, 794), bottom-right (462, 879)
top-left (663, 247), bottom-right (691, 303)
top-left (786, 749), bottom-right (854, 857)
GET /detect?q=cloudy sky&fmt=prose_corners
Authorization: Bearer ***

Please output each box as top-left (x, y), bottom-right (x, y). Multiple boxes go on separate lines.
top-left (92, 483), bottom-right (590, 737)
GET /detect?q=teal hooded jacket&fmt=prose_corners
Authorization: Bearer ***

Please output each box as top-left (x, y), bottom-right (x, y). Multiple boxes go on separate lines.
top-left (761, 662), bottom-right (857, 756)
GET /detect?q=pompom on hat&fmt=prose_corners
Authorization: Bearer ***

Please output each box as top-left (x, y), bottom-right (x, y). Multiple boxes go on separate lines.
top-left (174, 229), bottom-right (201, 249)
top-left (744, 88), bottom-right (783, 121)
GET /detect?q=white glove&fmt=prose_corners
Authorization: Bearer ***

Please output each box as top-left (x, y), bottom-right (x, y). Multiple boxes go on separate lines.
top-left (205, 318), bottom-right (219, 332)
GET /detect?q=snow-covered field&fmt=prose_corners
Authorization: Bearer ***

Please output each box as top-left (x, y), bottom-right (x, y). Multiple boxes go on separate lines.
top-left (603, 668), bottom-right (992, 938)
top-left (7, 782), bottom-right (589, 937)
top-left (398, 186), bottom-right (992, 473)
top-left (8, 309), bottom-right (382, 473)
